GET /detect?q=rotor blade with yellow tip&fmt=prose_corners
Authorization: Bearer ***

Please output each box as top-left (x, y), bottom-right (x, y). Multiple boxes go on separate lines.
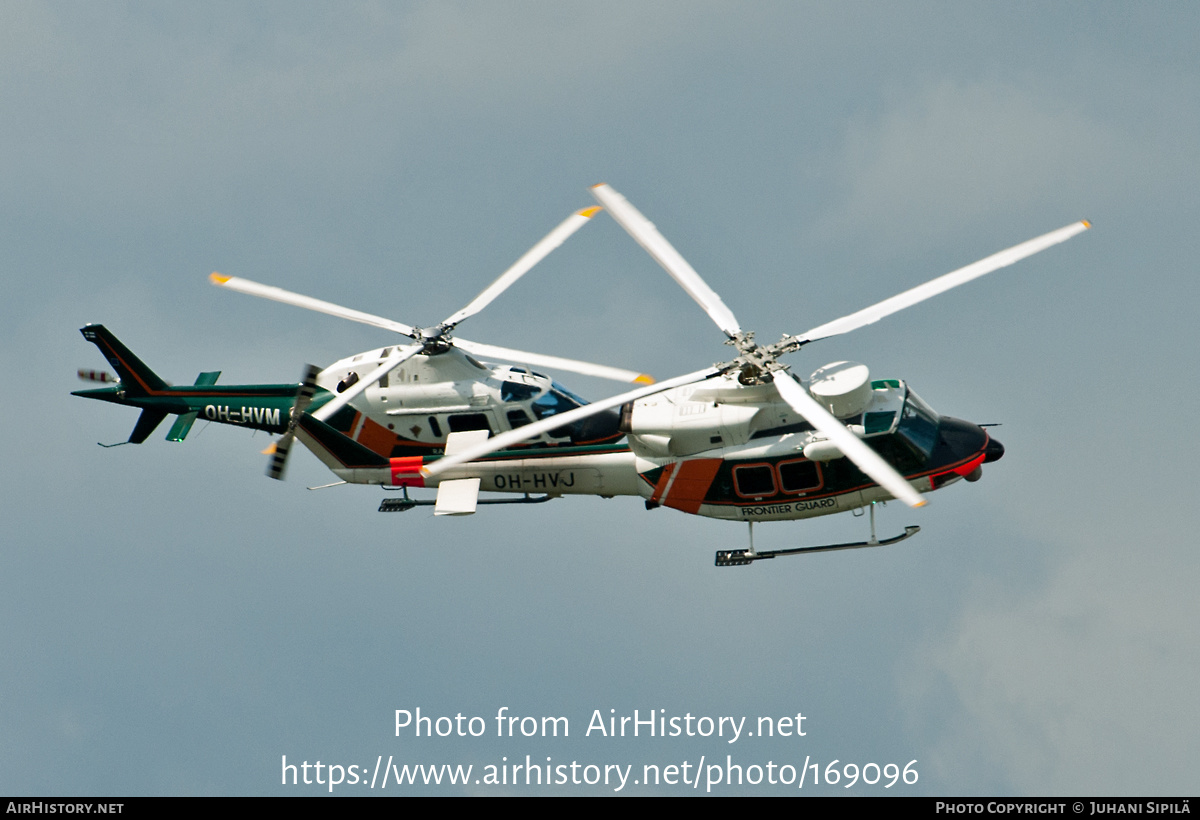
top-left (454, 338), bottom-right (654, 385)
top-left (440, 206), bottom-right (603, 329)
top-left (209, 272), bottom-right (418, 338)
top-left (791, 220), bottom-right (1092, 345)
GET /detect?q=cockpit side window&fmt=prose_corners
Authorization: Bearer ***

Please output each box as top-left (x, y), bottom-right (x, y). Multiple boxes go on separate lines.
top-left (896, 389), bottom-right (940, 460)
top-left (448, 413), bottom-right (492, 433)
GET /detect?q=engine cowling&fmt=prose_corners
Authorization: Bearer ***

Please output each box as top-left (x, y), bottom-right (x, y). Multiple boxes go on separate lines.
top-left (624, 391), bottom-right (760, 457)
top-left (808, 361), bottom-right (872, 419)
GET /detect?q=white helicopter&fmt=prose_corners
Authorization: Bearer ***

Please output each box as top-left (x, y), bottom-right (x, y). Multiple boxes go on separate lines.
top-left (280, 184), bottom-right (1088, 566)
top-left (75, 206), bottom-right (653, 474)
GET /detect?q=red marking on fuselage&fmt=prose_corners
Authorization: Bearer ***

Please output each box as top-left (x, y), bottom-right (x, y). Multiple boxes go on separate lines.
top-left (948, 452), bottom-right (986, 478)
top-left (390, 456), bottom-right (426, 487)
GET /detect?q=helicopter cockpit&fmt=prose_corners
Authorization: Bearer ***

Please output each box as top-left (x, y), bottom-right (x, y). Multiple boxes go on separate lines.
top-left (499, 373), bottom-right (621, 445)
top-left (845, 381), bottom-right (943, 472)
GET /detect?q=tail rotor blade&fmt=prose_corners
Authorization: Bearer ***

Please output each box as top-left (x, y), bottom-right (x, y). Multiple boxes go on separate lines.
top-left (292, 363), bottom-right (321, 417)
top-left (267, 432), bottom-right (295, 480)
top-left (267, 364), bottom-right (321, 481)
top-left (77, 368), bottom-right (118, 384)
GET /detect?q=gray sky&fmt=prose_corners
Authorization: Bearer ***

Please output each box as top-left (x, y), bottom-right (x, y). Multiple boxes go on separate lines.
top-left (3, 2), bottom-right (1196, 795)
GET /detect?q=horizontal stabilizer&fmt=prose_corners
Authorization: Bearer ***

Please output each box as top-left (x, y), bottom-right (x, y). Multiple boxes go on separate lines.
top-left (165, 412), bottom-right (198, 442)
top-left (443, 429), bottom-right (491, 456)
top-left (164, 372), bottom-right (221, 442)
top-left (431, 432), bottom-right (490, 514)
top-left (434, 478), bottom-right (481, 516)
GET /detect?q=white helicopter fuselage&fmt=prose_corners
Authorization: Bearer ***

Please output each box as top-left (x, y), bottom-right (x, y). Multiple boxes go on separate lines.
top-left (313, 345), bottom-right (624, 457)
top-left (306, 365), bottom-right (995, 524)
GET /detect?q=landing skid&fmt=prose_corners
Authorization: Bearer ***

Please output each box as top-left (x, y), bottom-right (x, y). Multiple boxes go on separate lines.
top-left (715, 502), bottom-right (920, 567)
top-left (715, 526), bottom-right (920, 566)
top-left (378, 487), bottom-right (555, 513)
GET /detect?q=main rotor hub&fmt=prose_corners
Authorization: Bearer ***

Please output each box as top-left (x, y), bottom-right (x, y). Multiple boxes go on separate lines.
top-left (726, 330), bottom-right (757, 355)
top-left (417, 325), bottom-right (453, 354)
top-left (722, 330), bottom-right (784, 384)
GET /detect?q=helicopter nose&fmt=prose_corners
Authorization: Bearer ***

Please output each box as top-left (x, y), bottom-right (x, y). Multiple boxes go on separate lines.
top-left (935, 418), bottom-right (997, 484)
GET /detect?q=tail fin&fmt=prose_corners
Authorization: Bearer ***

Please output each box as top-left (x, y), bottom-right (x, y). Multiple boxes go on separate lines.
top-left (129, 409), bottom-right (169, 443)
top-left (79, 325), bottom-right (168, 396)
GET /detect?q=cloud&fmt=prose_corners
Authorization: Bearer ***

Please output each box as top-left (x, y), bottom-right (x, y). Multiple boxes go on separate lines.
top-left (907, 531), bottom-right (1199, 793)
top-left (810, 80), bottom-right (1129, 253)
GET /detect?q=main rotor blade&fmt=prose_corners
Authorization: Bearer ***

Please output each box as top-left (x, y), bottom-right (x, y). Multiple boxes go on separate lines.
top-left (590, 184), bottom-right (742, 338)
top-left (772, 373), bottom-right (927, 509)
top-left (424, 366), bottom-right (722, 478)
top-left (454, 338), bottom-right (654, 384)
top-left (312, 344), bottom-right (423, 422)
top-left (440, 206), bottom-right (603, 330)
top-left (210, 270), bottom-right (654, 384)
top-left (791, 221), bottom-right (1091, 345)
top-left (210, 273), bottom-right (417, 338)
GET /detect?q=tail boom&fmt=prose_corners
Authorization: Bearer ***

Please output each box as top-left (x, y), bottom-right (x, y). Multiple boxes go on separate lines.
top-left (75, 325), bottom-right (325, 443)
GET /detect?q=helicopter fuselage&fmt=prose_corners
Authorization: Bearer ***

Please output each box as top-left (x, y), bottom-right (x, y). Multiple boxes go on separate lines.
top-left (316, 345), bottom-right (623, 456)
top-left (73, 325), bottom-right (623, 452)
top-left (304, 373), bottom-right (1002, 523)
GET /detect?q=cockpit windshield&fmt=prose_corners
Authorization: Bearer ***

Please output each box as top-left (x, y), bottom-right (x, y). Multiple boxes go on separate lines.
top-left (501, 379), bottom-right (612, 441)
top-left (531, 381), bottom-right (587, 420)
top-left (896, 388), bottom-right (940, 460)
top-left (500, 381), bottom-right (539, 403)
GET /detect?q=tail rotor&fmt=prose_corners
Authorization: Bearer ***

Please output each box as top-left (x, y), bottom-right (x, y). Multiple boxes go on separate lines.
top-left (266, 364), bottom-right (321, 480)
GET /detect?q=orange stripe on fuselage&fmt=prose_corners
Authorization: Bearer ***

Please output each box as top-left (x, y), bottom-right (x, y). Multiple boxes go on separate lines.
top-left (98, 338), bottom-right (293, 398)
top-left (98, 339), bottom-right (156, 394)
top-left (649, 463), bottom-right (677, 504)
top-left (661, 458), bottom-right (723, 515)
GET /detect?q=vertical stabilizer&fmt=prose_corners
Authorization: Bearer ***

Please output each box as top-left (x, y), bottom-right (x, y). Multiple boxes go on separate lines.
top-left (79, 325), bottom-right (169, 396)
